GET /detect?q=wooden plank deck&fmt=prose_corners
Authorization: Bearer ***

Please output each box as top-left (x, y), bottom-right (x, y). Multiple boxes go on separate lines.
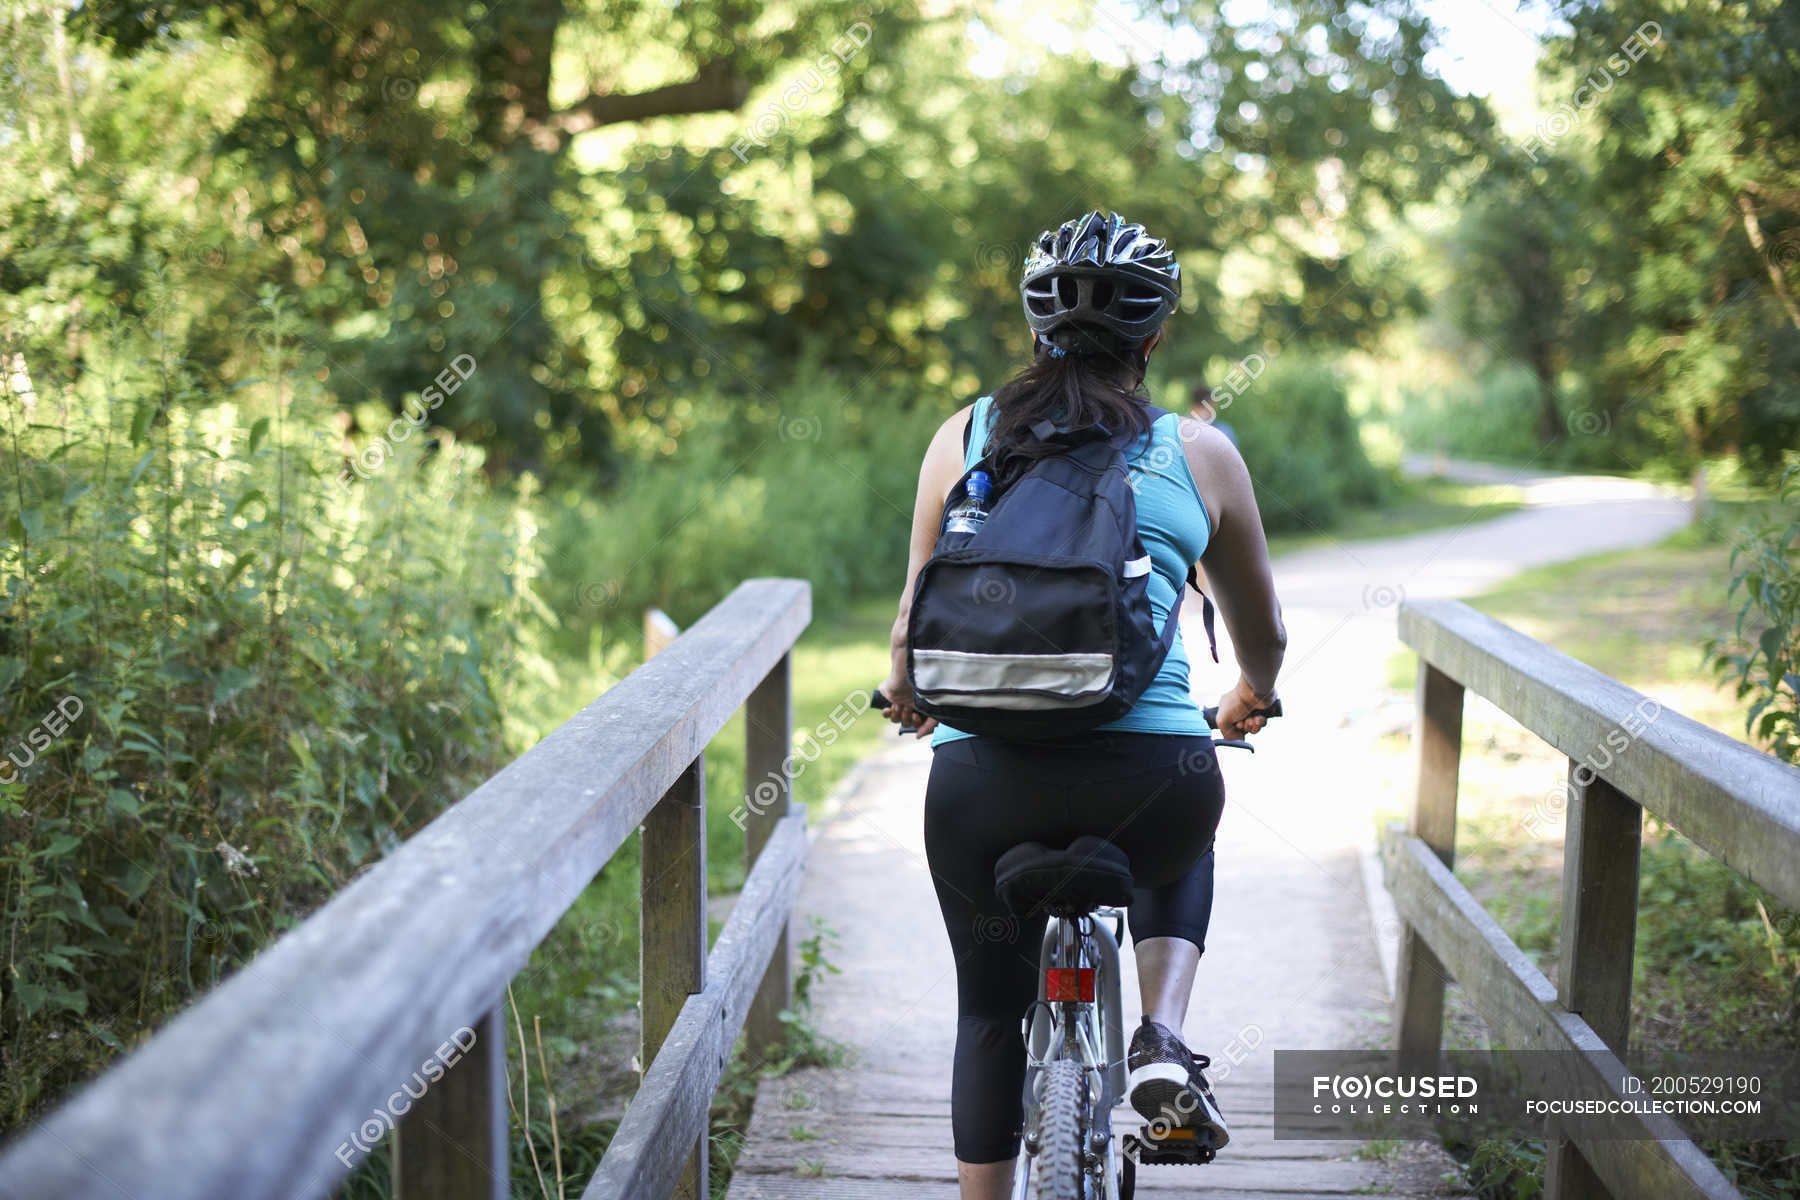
top-left (728, 1067), bottom-right (1398, 1198)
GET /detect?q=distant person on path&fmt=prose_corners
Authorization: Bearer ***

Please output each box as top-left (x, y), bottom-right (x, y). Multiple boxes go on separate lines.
top-left (878, 211), bottom-right (1287, 1200)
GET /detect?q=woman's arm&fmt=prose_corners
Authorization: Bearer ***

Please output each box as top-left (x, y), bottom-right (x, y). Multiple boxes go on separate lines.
top-left (879, 405), bottom-right (975, 734)
top-left (1179, 418), bottom-right (1287, 737)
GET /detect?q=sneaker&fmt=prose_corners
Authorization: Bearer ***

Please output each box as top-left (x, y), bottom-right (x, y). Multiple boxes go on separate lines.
top-left (1126, 1017), bottom-right (1230, 1148)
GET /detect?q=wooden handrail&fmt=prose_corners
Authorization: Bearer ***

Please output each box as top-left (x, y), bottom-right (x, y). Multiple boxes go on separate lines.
top-left (1386, 598), bottom-right (1800, 1200)
top-left (0, 577), bottom-right (812, 1200)
top-left (1398, 600), bottom-right (1800, 907)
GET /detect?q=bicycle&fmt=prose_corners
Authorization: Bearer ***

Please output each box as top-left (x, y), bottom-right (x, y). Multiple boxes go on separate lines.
top-left (871, 690), bottom-right (1280, 1200)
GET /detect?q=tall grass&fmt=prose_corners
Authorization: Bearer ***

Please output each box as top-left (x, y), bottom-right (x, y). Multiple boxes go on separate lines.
top-left (0, 296), bottom-right (554, 1129)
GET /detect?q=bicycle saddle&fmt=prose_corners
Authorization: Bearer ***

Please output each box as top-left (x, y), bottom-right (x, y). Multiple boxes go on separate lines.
top-left (994, 836), bottom-right (1134, 919)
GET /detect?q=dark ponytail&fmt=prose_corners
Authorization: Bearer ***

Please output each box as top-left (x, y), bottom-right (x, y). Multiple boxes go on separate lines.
top-left (986, 325), bottom-right (1155, 480)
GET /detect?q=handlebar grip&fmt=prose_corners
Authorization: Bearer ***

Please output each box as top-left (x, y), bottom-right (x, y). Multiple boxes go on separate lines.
top-left (1202, 698), bottom-right (1283, 727)
top-left (871, 687), bottom-right (921, 736)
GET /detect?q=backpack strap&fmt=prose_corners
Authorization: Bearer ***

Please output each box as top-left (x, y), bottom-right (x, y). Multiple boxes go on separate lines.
top-left (960, 394), bottom-right (992, 459)
top-left (1148, 564), bottom-right (1219, 665)
top-left (1139, 408), bottom-right (1221, 665)
top-left (1156, 565), bottom-right (1219, 664)
top-left (970, 399), bottom-right (1174, 452)
top-left (1150, 406), bottom-right (1219, 664)
top-left (1190, 566), bottom-right (1219, 664)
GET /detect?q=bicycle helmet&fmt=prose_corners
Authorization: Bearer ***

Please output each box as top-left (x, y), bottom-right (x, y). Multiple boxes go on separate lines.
top-left (1021, 210), bottom-right (1181, 346)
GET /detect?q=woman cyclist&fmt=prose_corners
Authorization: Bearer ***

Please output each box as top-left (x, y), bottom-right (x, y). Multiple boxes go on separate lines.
top-left (878, 210), bottom-right (1287, 1200)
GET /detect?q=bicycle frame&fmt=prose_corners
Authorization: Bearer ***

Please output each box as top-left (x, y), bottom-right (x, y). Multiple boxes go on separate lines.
top-left (1011, 906), bottom-right (1128, 1200)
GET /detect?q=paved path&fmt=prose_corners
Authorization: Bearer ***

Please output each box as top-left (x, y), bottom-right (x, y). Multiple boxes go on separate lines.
top-left (726, 461), bottom-right (1689, 1199)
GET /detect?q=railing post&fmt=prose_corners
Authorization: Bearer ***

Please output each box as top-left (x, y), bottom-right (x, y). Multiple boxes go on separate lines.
top-left (1546, 767), bottom-right (1641, 1200)
top-left (1394, 660), bottom-right (1463, 1072)
top-left (744, 652), bottom-right (793, 1060)
top-left (391, 1005), bottom-right (507, 1200)
top-left (641, 756), bottom-right (709, 1200)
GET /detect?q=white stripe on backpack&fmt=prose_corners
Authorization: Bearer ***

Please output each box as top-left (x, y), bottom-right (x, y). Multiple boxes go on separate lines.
top-left (913, 649), bottom-right (1114, 709)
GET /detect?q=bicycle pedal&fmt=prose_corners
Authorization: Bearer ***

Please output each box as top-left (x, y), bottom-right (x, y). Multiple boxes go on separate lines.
top-left (1122, 1126), bottom-right (1218, 1165)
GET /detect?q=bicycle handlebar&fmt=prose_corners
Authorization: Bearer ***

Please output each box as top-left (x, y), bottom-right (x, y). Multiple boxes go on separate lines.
top-left (871, 689), bottom-right (1283, 747)
top-left (870, 688), bottom-right (922, 735)
top-left (1202, 697), bottom-right (1281, 752)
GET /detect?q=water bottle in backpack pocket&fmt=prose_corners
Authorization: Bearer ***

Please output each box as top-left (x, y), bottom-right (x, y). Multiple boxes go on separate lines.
top-left (941, 470), bottom-right (992, 537)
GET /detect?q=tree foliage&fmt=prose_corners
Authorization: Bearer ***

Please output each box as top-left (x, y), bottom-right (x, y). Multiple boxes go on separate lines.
top-left (5, 0), bottom-right (1508, 474)
top-left (1439, 0), bottom-right (1800, 476)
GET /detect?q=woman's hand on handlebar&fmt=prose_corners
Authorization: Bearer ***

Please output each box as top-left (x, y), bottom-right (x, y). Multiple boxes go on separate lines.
top-left (1214, 676), bottom-right (1278, 739)
top-left (875, 674), bottom-right (937, 737)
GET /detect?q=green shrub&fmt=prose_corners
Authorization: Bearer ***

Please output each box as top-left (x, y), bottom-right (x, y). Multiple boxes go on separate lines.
top-left (1394, 365), bottom-right (1547, 465)
top-left (540, 365), bottom-right (943, 651)
top-left (0, 298), bottom-right (553, 1129)
top-left (1222, 356), bottom-right (1387, 532)
top-left (1389, 362), bottom-right (1666, 475)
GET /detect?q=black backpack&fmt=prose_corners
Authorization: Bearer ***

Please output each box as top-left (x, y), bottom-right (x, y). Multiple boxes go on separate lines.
top-left (906, 409), bottom-right (1215, 739)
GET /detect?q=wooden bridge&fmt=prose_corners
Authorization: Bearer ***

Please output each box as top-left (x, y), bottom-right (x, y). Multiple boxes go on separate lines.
top-left (2, 540), bottom-right (1797, 1198)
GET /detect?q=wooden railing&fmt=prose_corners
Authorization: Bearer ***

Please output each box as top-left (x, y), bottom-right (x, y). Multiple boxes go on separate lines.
top-left (0, 578), bottom-right (812, 1200)
top-left (1384, 599), bottom-right (1800, 1200)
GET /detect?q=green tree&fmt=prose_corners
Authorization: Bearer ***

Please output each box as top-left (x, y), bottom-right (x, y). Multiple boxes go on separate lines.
top-left (1443, 157), bottom-right (1585, 445)
top-left (1135, 0), bottom-right (1495, 350)
top-left (72, 0), bottom-right (884, 469)
top-left (1543, 0), bottom-right (1800, 478)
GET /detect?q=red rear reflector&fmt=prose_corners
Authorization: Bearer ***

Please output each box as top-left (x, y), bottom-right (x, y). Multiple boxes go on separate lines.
top-left (1045, 968), bottom-right (1095, 1002)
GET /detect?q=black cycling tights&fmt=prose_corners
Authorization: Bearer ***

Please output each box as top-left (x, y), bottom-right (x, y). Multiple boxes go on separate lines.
top-left (922, 731), bottom-right (1226, 1164)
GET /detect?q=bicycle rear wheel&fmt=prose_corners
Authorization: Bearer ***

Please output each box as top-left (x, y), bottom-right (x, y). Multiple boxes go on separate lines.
top-left (1036, 1057), bottom-right (1089, 1200)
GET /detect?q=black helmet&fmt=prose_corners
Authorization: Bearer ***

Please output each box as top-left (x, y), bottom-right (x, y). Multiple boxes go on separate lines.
top-left (1021, 211), bottom-right (1181, 345)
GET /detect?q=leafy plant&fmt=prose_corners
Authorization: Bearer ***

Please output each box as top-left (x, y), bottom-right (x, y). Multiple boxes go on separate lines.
top-left (1706, 465), bottom-right (1800, 764)
top-left (1459, 1136), bottom-right (1545, 1200)
top-left (0, 291), bottom-right (554, 1130)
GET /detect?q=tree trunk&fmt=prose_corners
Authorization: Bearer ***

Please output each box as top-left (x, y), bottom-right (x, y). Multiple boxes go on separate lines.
top-left (1529, 343), bottom-right (1562, 443)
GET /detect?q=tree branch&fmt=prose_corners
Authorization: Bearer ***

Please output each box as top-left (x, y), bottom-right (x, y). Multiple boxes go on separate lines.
top-left (550, 60), bottom-right (748, 137)
top-left (1737, 191), bottom-right (1800, 332)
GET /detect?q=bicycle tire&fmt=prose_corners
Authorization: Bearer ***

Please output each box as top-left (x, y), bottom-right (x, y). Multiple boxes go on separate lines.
top-left (1036, 1057), bottom-right (1089, 1200)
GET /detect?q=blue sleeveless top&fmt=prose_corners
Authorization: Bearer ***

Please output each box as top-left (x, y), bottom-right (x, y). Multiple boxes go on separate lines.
top-left (930, 395), bottom-right (1212, 746)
